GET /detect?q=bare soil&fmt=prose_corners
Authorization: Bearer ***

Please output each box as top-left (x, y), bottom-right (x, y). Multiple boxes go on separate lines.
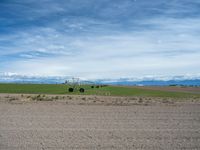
top-left (0, 94), bottom-right (200, 150)
top-left (134, 86), bottom-right (200, 94)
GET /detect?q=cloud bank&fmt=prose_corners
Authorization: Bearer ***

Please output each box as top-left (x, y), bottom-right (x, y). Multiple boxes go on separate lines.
top-left (0, 0), bottom-right (200, 79)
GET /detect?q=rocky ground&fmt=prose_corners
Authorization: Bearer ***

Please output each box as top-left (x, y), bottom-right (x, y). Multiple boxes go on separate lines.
top-left (0, 94), bottom-right (200, 150)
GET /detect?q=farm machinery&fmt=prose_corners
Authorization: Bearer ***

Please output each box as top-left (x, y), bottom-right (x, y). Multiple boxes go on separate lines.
top-left (66, 77), bottom-right (85, 93)
top-left (65, 77), bottom-right (108, 93)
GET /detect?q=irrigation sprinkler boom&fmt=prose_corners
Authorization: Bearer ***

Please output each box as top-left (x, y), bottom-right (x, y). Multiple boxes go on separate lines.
top-left (65, 78), bottom-right (108, 93)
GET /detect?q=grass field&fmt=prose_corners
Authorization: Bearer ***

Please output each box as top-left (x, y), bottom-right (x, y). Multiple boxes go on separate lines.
top-left (0, 83), bottom-right (199, 98)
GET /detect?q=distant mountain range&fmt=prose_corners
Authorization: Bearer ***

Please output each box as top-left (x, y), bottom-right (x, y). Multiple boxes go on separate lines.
top-left (0, 73), bottom-right (200, 86)
top-left (97, 79), bottom-right (200, 86)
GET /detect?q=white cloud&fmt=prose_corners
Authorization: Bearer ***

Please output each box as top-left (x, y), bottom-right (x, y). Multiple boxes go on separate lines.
top-left (1, 14), bottom-right (200, 79)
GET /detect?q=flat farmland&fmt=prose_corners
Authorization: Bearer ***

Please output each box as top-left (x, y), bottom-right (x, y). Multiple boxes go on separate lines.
top-left (134, 86), bottom-right (200, 94)
top-left (0, 83), bottom-right (199, 98)
top-left (0, 95), bottom-right (200, 150)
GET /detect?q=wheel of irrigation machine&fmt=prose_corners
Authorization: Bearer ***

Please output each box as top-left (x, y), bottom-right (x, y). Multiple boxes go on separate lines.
top-left (68, 87), bottom-right (74, 92)
top-left (79, 88), bottom-right (85, 93)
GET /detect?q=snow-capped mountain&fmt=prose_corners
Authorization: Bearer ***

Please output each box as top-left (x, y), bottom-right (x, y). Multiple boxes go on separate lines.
top-left (0, 73), bottom-right (200, 86)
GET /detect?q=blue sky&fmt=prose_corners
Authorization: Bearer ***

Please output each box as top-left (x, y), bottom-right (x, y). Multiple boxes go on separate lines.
top-left (0, 0), bottom-right (200, 79)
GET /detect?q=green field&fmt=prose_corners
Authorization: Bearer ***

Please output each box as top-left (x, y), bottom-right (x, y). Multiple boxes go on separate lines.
top-left (0, 83), bottom-right (199, 98)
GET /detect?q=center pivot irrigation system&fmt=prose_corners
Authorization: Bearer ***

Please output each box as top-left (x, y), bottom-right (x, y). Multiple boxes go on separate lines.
top-left (65, 77), bottom-right (107, 93)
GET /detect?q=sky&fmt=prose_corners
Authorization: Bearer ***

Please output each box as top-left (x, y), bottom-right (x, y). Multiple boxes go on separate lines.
top-left (0, 0), bottom-right (200, 79)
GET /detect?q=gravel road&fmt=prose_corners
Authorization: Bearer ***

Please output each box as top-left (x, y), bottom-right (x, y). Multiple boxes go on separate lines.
top-left (0, 96), bottom-right (200, 150)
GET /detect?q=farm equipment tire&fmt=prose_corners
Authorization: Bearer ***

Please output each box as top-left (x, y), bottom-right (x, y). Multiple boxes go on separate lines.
top-left (79, 88), bottom-right (85, 93)
top-left (68, 88), bottom-right (74, 92)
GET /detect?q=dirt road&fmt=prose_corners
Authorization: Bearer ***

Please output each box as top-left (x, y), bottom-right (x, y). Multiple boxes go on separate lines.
top-left (0, 95), bottom-right (200, 150)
